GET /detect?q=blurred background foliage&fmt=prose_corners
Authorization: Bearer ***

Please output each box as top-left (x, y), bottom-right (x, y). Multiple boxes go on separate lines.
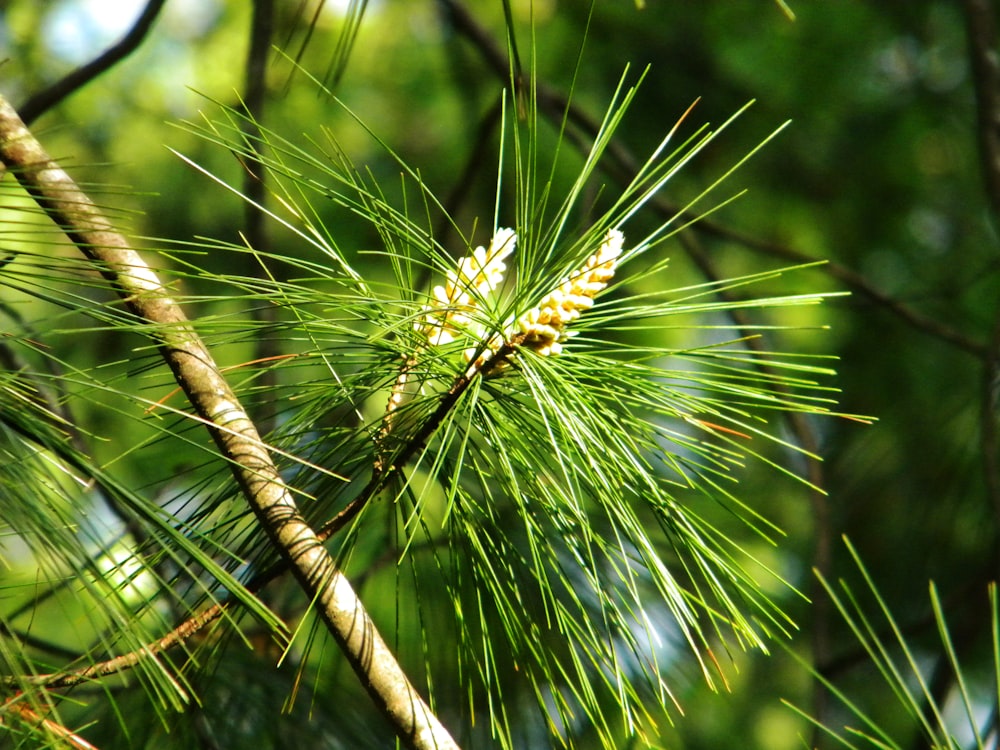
top-left (1, 1), bottom-right (998, 748)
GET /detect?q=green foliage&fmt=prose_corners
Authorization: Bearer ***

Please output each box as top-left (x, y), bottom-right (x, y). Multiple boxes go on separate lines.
top-left (157, 70), bottom-right (843, 746)
top-left (788, 539), bottom-right (999, 750)
top-left (1, 1), bottom-right (997, 749)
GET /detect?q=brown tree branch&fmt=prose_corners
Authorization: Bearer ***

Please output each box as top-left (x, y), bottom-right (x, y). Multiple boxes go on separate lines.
top-left (18, 0), bottom-right (167, 125)
top-left (17, 604), bottom-right (226, 691)
top-left (242, 0), bottom-right (281, 434)
top-left (3, 699), bottom-right (98, 750)
top-left (961, 0), bottom-right (1000, 219)
top-left (0, 95), bottom-right (459, 750)
top-left (981, 285), bottom-right (1000, 542)
top-left (689, 219), bottom-right (988, 359)
top-left (960, 0), bottom-right (1000, 541)
top-left (13, 506), bottom-right (353, 691)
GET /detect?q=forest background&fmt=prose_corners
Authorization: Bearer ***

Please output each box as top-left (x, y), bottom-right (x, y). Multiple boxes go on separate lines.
top-left (0, 1), bottom-right (998, 749)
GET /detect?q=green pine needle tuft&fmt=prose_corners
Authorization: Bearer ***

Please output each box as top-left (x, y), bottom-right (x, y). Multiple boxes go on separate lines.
top-left (152, 70), bottom-right (855, 747)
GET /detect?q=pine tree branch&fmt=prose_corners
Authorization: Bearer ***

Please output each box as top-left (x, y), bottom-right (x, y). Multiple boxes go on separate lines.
top-left (14, 604), bottom-right (225, 690)
top-left (0, 94), bottom-right (459, 750)
top-left (439, 6), bottom-right (854, 731)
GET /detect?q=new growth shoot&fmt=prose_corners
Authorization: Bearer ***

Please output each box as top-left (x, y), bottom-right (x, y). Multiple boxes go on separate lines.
top-left (514, 228), bottom-right (624, 357)
top-left (379, 227), bottom-right (623, 458)
top-left (416, 227), bottom-right (625, 370)
top-left (415, 228), bottom-right (517, 347)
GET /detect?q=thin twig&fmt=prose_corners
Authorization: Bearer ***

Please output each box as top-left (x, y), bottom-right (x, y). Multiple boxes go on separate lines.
top-left (10, 336), bottom-right (520, 694)
top-left (437, 95), bottom-right (505, 245)
top-left (18, 0), bottom-right (167, 125)
top-left (961, 0), bottom-right (1000, 219)
top-left (11, 540), bottom-right (300, 690)
top-left (693, 219), bottom-right (988, 359)
top-left (0, 95), bottom-right (459, 750)
top-left (20, 604), bottom-right (225, 690)
top-left (982, 318), bottom-right (1000, 537)
top-left (960, 0), bottom-right (1000, 537)
top-left (8, 467), bottom-right (396, 693)
top-left (2, 699), bottom-right (98, 750)
top-left (441, 0), bottom-right (989, 361)
top-left (321, 339), bottom-right (520, 539)
top-left (242, 0), bottom-right (280, 434)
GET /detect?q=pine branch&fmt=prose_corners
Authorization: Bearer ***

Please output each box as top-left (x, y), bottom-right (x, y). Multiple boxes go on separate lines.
top-left (0, 94), bottom-right (459, 750)
top-left (15, 604), bottom-right (223, 691)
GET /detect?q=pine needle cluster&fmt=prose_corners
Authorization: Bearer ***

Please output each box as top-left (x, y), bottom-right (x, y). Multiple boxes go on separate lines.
top-left (0, 61), bottom-right (853, 749)
top-left (162, 82), bottom-right (849, 748)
